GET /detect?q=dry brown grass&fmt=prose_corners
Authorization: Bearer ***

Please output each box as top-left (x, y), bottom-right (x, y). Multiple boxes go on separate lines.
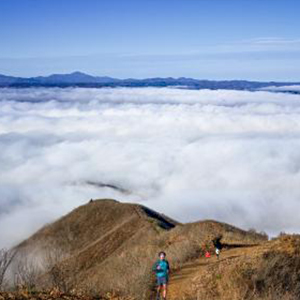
top-left (8, 199), bottom-right (274, 300)
top-left (0, 290), bottom-right (135, 300)
top-left (169, 235), bottom-right (300, 300)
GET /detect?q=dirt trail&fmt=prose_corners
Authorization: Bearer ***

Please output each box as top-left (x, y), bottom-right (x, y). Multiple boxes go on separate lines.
top-left (167, 247), bottom-right (253, 300)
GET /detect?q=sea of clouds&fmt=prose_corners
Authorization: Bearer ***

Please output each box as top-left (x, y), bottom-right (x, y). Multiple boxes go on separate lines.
top-left (1, 87), bottom-right (300, 248)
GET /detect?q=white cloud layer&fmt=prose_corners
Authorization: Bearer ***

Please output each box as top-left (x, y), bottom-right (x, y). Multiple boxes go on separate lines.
top-left (261, 85), bottom-right (300, 93)
top-left (1, 87), bottom-right (300, 248)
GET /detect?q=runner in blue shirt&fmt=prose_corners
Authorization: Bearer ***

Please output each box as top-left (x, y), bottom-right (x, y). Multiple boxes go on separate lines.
top-left (152, 251), bottom-right (170, 300)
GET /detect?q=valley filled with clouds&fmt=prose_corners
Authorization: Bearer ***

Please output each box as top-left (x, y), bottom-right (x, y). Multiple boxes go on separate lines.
top-left (1, 87), bottom-right (300, 247)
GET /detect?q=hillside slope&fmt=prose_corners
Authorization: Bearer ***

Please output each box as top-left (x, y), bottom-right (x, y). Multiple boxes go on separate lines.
top-left (13, 199), bottom-right (267, 299)
top-left (18, 199), bottom-right (177, 254)
top-left (168, 235), bottom-right (300, 300)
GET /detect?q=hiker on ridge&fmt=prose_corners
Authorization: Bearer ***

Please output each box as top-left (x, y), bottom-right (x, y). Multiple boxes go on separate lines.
top-left (212, 236), bottom-right (223, 260)
top-left (152, 251), bottom-right (170, 300)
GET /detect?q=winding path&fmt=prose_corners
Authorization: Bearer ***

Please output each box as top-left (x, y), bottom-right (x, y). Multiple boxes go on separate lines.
top-left (167, 247), bottom-right (254, 300)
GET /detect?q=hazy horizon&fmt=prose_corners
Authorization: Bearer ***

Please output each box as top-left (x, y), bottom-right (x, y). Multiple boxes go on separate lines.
top-left (2, 71), bottom-right (300, 83)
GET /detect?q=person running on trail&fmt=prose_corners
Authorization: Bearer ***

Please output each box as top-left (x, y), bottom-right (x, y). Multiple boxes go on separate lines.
top-left (212, 236), bottom-right (223, 260)
top-left (152, 251), bottom-right (170, 300)
top-left (205, 251), bottom-right (211, 258)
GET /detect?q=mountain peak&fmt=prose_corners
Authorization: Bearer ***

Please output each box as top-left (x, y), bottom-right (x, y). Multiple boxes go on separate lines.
top-left (70, 71), bottom-right (88, 76)
top-left (14, 199), bottom-right (269, 299)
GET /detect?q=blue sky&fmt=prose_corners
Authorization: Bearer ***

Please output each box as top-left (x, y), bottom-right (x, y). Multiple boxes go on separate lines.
top-left (1, 0), bottom-right (300, 80)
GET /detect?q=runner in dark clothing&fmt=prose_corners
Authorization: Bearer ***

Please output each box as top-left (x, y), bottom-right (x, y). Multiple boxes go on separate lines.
top-left (152, 251), bottom-right (170, 300)
top-left (212, 236), bottom-right (223, 259)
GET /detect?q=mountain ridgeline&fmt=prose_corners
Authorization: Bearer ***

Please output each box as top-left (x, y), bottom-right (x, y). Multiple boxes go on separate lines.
top-left (12, 199), bottom-right (270, 299)
top-left (0, 72), bottom-right (300, 91)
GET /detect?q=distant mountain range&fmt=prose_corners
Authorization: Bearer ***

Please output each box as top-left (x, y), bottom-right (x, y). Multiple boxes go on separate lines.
top-left (0, 71), bottom-right (300, 91)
